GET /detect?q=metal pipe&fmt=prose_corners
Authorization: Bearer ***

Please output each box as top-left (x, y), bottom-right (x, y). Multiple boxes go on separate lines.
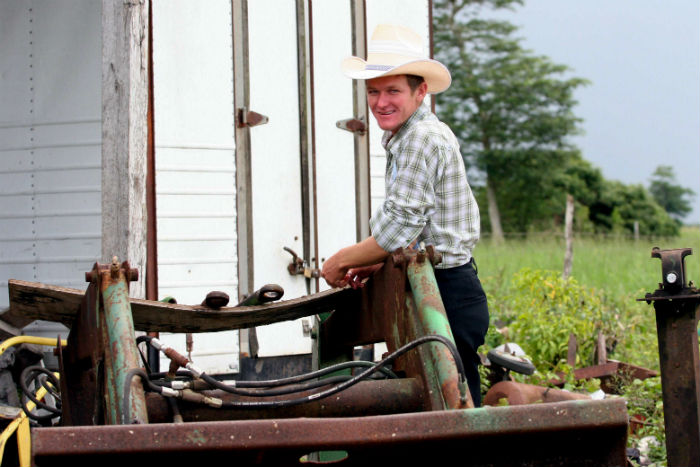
top-left (145, 378), bottom-right (423, 422)
top-left (405, 251), bottom-right (471, 409)
top-left (0, 336), bottom-right (66, 357)
top-left (99, 260), bottom-right (148, 424)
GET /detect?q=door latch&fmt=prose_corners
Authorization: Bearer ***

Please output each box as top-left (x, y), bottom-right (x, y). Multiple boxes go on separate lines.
top-left (283, 247), bottom-right (320, 279)
top-left (336, 117), bottom-right (366, 135)
top-left (237, 107), bottom-right (269, 128)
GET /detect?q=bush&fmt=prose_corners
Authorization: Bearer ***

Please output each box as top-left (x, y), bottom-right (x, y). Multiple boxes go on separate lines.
top-left (481, 267), bottom-right (667, 464)
top-left (487, 268), bottom-right (609, 372)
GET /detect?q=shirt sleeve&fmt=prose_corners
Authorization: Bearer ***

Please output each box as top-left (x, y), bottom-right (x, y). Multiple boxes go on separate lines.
top-left (370, 129), bottom-right (441, 252)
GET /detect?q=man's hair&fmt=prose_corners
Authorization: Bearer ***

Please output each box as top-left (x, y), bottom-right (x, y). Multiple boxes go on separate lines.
top-left (405, 74), bottom-right (425, 92)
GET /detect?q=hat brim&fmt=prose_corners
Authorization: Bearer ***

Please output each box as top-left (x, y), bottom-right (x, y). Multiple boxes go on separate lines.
top-left (341, 56), bottom-right (452, 94)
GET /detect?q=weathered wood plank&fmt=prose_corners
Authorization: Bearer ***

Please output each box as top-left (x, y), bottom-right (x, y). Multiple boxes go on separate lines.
top-left (5, 279), bottom-right (358, 333)
top-left (101, 0), bottom-right (149, 299)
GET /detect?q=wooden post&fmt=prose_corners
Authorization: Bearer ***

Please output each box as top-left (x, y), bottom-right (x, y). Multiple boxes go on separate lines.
top-left (101, 0), bottom-right (149, 299)
top-left (563, 193), bottom-right (575, 280)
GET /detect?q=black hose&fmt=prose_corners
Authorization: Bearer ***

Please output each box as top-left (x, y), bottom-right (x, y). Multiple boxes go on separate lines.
top-left (148, 370), bottom-right (195, 381)
top-left (231, 360), bottom-right (397, 388)
top-left (156, 374), bottom-right (355, 398)
top-left (135, 335), bottom-right (154, 374)
top-left (201, 335), bottom-right (465, 409)
top-left (122, 368), bottom-right (165, 423)
top-left (136, 335), bottom-right (465, 410)
top-left (19, 366), bottom-right (61, 422)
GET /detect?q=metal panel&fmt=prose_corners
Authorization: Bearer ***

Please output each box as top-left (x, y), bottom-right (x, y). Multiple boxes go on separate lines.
top-left (152, 0), bottom-right (239, 374)
top-left (365, 1), bottom-right (431, 214)
top-left (246, 0), bottom-right (310, 356)
top-left (0, 1), bottom-right (102, 341)
top-left (312, 0), bottom-right (358, 292)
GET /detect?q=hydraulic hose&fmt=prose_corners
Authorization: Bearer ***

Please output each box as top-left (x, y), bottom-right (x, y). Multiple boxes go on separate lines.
top-left (126, 334), bottom-right (466, 416)
top-left (19, 366), bottom-right (61, 422)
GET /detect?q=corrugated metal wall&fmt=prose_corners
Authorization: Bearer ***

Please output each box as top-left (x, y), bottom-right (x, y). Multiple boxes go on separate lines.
top-left (0, 1), bottom-right (102, 339)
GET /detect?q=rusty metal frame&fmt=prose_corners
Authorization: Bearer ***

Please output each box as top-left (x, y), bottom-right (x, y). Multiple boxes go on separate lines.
top-left (35, 250), bottom-right (632, 464)
top-left (320, 248), bottom-right (470, 410)
top-left (59, 260), bottom-right (147, 426)
top-left (642, 247), bottom-right (700, 466)
top-left (32, 398), bottom-right (628, 466)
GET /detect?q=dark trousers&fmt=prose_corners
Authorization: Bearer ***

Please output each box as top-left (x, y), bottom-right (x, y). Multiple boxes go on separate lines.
top-left (434, 259), bottom-right (489, 407)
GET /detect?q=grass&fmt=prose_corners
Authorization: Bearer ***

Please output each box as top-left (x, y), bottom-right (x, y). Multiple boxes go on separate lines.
top-left (473, 225), bottom-right (700, 371)
top-left (475, 226), bottom-right (700, 300)
top-left (470, 226), bottom-right (700, 466)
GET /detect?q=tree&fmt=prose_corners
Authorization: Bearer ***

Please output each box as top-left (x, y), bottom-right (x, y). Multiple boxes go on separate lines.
top-left (588, 180), bottom-right (679, 236)
top-left (433, 0), bottom-right (588, 240)
top-left (648, 165), bottom-right (695, 223)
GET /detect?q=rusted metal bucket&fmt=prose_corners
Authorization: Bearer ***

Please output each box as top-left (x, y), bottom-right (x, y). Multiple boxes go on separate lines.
top-left (19, 251), bottom-right (631, 465)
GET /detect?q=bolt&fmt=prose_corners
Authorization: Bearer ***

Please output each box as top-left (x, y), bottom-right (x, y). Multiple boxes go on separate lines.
top-left (110, 256), bottom-right (120, 279)
top-left (391, 249), bottom-right (406, 267)
top-left (666, 272), bottom-right (678, 284)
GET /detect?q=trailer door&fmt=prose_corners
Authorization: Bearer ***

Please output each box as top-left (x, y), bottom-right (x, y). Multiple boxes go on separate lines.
top-left (153, 0), bottom-right (240, 374)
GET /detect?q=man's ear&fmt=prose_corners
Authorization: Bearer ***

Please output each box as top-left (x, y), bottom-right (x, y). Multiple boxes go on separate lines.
top-left (417, 81), bottom-right (428, 100)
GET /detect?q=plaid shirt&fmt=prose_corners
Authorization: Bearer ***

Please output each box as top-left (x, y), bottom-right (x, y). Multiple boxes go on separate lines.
top-left (370, 103), bottom-right (480, 268)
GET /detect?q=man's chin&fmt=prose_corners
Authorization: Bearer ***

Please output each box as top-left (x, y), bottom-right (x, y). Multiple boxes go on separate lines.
top-left (377, 120), bottom-right (399, 132)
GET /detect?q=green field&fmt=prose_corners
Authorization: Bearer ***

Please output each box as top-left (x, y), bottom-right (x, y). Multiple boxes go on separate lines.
top-left (473, 225), bottom-right (700, 372)
top-left (475, 226), bottom-right (700, 300)
top-left (472, 226), bottom-right (699, 463)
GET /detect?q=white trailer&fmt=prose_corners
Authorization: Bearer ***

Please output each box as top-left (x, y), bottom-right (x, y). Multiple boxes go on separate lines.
top-left (0, 0), bottom-right (434, 375)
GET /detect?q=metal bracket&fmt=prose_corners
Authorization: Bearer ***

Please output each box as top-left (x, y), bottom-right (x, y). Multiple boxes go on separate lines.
top-left (237, 107), bottom-right (269, 128)
top-left (336, 117), bottom-right (366, 135)
top-left (283, 247), bottom-right (320, 279)
top-left (651, 247), bottom-right (693, 294)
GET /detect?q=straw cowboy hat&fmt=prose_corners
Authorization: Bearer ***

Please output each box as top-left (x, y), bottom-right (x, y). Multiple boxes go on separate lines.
top-left (341, 24), bottom-right (451, 94)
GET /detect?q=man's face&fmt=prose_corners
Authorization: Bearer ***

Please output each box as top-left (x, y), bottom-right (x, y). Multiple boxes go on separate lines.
top-left (367, 75), bottom-right (427, 135)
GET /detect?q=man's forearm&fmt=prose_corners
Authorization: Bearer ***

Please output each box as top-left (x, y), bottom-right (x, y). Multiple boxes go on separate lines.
top-left (321, 236), bottom-right (388, 287)
top-left (335, 236), bottom-right (388, 269)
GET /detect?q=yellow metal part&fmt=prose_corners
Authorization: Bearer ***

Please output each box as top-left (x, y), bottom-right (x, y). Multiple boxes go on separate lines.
top-left (0, 380), bottom-right (55, 467)
top-left (17, 416), bottom-right (30, 467)
top-left (0, 337), bottom-right (65, 466)
top-left (0, 336), bottom-right (67, 357)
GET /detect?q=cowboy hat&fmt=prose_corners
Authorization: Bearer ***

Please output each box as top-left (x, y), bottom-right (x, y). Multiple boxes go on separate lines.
top-left (341, 24), bottom-right (451, 94)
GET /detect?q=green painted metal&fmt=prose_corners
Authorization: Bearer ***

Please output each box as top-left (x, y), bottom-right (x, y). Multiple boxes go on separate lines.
top-left (406, 254), bottom-right (471, 409)
top-left (100, 265), bottom-right (148, 424)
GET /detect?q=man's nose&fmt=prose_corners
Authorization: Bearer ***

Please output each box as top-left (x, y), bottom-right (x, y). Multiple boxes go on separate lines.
top-left (375, 91), bottom-right (389, 107)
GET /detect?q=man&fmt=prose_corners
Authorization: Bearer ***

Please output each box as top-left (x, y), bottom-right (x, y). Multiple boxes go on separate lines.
top-left (321, 24), bottom-right (489, 406)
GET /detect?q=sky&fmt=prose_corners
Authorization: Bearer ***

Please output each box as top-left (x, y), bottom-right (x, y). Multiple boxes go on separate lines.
top-left (490, 0), bottom-right (700, 224)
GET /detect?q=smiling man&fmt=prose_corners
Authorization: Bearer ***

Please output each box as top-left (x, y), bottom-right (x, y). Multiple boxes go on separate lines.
top-left (321, 24), bottom-right (489, 406)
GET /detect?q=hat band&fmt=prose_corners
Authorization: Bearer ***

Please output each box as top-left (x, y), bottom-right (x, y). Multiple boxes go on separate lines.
top-left (365, 64), bottom-right (393, 71)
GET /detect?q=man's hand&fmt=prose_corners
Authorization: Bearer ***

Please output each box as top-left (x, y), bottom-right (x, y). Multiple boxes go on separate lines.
top-left (321, 252), bottom-right (349, 288)
top-left (345, 263), bottom-right (384, 289)
top-left (321, 236), bottom-right (389, 289)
